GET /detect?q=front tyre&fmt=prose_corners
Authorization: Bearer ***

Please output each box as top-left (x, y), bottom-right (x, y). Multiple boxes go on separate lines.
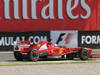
top-left (28, 50), bottom-right (39, 62)
top-left (79, 48), bottom-right (90, 60)
top-left (14, 51), bottom-right (23, 61)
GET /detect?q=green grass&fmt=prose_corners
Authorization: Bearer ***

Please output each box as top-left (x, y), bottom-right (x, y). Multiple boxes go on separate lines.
top-left (0, 60), bottom-right (100, 66)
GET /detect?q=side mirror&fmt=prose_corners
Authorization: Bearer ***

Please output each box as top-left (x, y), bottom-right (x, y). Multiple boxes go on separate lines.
top-left (54, 44), bottom-right (58, 46)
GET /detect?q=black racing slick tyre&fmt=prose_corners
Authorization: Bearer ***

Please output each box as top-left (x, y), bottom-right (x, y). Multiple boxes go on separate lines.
top-left (14, 52), bottom-right (23, 61)
top-left (79, 48), bottom-right (90, 60)
top-left (28, 50), bottom-right (39, 62)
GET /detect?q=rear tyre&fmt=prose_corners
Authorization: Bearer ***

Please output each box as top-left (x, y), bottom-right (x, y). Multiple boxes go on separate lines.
top-left (79, 48), bottom-right (90, 60)
top-left (14, 52), bottom-right (23, 61)
top-left (28, 50), bottom-right (39, 62)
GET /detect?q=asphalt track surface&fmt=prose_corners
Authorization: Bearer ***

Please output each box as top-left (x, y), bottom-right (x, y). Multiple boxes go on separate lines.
top-left (0, 52), bottom-right (100, 75)
top-left (0, 51), bottom-right (99, 62)
top-left (0, 52), bottom-right (15, 62)
top-left (0, 63), bottom-right (100, 75)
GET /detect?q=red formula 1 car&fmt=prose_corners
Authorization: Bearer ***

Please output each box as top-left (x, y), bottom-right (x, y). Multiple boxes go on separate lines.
top-left (13, 41), bottom-right (93, 61)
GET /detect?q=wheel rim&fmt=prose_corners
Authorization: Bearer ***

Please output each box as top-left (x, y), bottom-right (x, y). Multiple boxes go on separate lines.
top-left (30, 51), bottom-right (39, 61)
top-left (82, 52), bottom-right (88, 58)
top-left (80, 49), bottom-right (90, 60)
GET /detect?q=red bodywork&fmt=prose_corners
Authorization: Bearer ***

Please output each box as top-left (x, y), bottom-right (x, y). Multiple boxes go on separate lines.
top-left (14, 41), bottom-right (93, 59)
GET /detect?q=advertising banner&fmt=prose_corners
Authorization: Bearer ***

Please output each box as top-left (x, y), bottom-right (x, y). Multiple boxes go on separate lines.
top-left (0, 31), bottom-right (50, 51)
top-left (0, 0), bottom-right (99, 32)
top-left (78, 31), bottom-right (100, 49)
top-left (50, 31), bottom-right (78, 47)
